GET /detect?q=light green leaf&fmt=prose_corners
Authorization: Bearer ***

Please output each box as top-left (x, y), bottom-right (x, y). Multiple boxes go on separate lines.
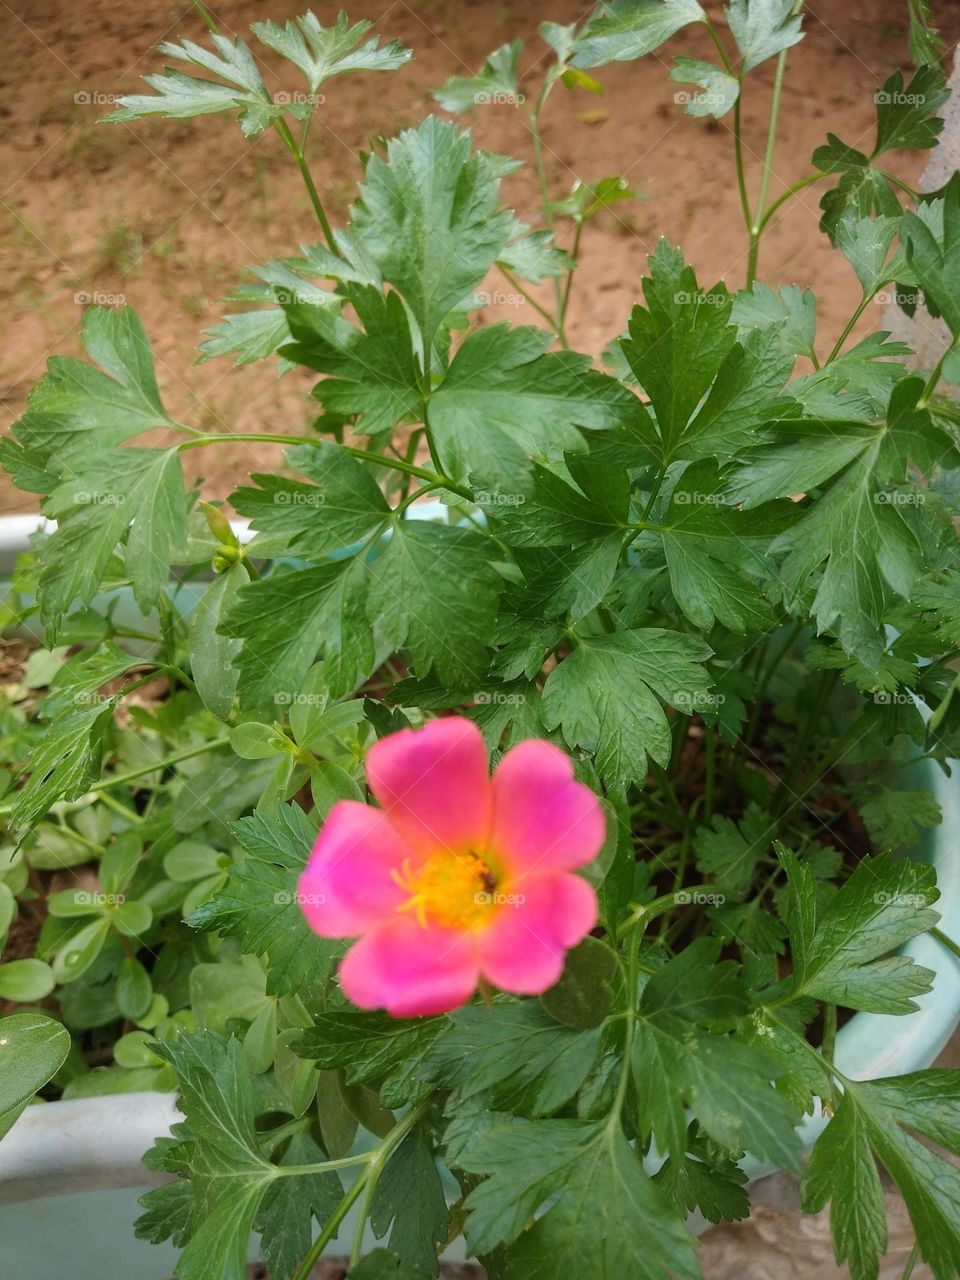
top-left (669, 56), bottom-right (739, 117)
top-left (433, 41), bottom-right (523, 113)
top-left (251, 12), bottom-right (411, 94)
top-left (726, 0), bottom-right (804, 72)
top-left (573, 0), bottom-right (707, 69)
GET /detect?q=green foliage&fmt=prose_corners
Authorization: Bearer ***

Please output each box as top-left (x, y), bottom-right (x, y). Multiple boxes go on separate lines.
top-left (2, 6), bottom-right (959, 1280)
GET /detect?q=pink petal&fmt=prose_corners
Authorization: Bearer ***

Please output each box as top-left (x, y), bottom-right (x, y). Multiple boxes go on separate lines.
top-left (298, 800), bottom-right (415, 938)
top-left (338, 918), bottom-right (480, 1017)
top-left (490, 739), bottom-right (605, 875)
top-left (365, 717), bottom-right (492, 856)
top-left (478, 872), bottom-right (598, 995)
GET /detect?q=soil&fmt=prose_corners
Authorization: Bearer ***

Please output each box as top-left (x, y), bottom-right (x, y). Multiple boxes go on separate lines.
top-left (3, 0), bottom-right (960, 513)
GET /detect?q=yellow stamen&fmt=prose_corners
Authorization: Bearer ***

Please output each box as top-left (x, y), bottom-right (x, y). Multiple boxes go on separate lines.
top-left (391, 851), bottom-right (497, 931)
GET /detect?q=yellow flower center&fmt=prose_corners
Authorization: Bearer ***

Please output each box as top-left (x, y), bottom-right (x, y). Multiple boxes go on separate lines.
top-left (392, 851), bottom-right (498, 931)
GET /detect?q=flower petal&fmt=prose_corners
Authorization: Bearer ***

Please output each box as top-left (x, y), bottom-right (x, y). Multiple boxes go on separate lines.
top-left (298, 800), bottom-right (414, 938)
top-left (478, 872), bottom-right (598, 996)
top-left (365, 717), bottom-right (492, 855)
top-left (339, 918), bottom-right (480, 1017)
top-left (490, 739), bottom-right (605, 874)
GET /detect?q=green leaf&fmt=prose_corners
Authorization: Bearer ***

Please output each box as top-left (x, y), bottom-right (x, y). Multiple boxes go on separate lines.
top-left (459, 1119), bottom-right (699, 1278)
top-left (658, 461), bottom-right (783, 633)
top-left (775, 845), bottom-right (939, 1013)
top-left (669, 56), bottom-right (739, 117)
top-left (549, 175), bottom-right (640, 224)
top-left (541, 628), bottom-right (713, 783)
top-left (540, 936), bottom-right (617, 1028)
top-left (142, 1032), bottom-right (278, 1280)
top-left (433, 40), bottom-right (523, 113)
top-left (653, 1129), bottom-right (751, 1224)
top-left (908, 0), bottom-right (943, 66)
top-left (694, 802), bottom-right (771, 898)
top-left (731, 281), bottom-right (817, 363)
top-left (732, 380), bottom-right (955, 662)
top-left (835, 213), bottom-right (903, 294)
top-left (40, 446), bottom-right (188, 626)
top-left (188, 805), bottom-right (343, 997)
top-left (198, 307), bottom-right (292, 368)
top-left (349, 117), bottom-right (515, 345)
top-left (0, 1012), bottom-right (71, 1132)
top-left (727, 0), bottom-right (804, 72)
top-left (224, 557), bottom-right (373, 711)
top-left (255, 1129), bottom-right (343, 1280)
top-left (370, 1127), bottom-right (448, 1276)
top-left (572, 0), bottom-right (707, 70)
top-left (116, 956), bottom-right (153, 1021)
top-left (190, 564), bottom-right (246, 721)
top-left (102, 32), bottom-right (280, 135)
top-left (11, 700), bottom-right (113, 839)
top-left (9, 306), bottom-right (172, 468)
top-left (294, 288), bottom-right (423, 438)
top-left (231, 441), bottom-right (389, 556)
top-left (424, 1001), bottom-right (601, 1116)
top-left (873, 65), bottom-right (950, 155)
top-left (294, 1010), bottom-right (442, 1098)
top-left (369, 521), bottom-right (501, 687)
top-left (902, 174), bottom-right (960, 337)
top-left (348, 1252), bottom-right (426, 1280)
top-left (251, 12), bottom-right (411, 94)
top-left (497, 228), bottom-right (571, 283)
top-left (859, 787), bottom-right (942, 850)
top-left (0, 959), bottom-right (56, 1002)
top-left (803, 1071), bottom-right (960, 1280)
top-left (427, 325), bottom-right (640, 491)
top-left (632, 945), bottom-right (802, 1167)
top-left (623, 242), bottom-right (791, 462)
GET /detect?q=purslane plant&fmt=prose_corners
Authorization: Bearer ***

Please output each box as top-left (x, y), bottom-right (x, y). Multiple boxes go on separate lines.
top-left (2, 2), bottom-right (960, 1278)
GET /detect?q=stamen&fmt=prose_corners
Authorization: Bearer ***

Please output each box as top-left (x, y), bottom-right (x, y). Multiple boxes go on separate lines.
top-left (392, 850), bottom-right (499, 930)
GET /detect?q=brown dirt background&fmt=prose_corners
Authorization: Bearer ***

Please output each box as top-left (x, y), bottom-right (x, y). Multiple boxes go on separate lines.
top-left (3, 0), bottom-right (960, 514)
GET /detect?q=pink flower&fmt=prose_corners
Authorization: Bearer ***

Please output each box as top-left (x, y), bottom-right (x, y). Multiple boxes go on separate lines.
top-left (298, 717), bottom-right (605, 1017)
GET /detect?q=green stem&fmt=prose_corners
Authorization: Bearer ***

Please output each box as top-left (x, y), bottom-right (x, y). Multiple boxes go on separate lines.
top-left (919, 336), bottom-right (960, 404)
top-left (189, 0), bottom-right (219, 34)
top-left (276, 1153), bottom-right (372, 1178)
top-left (619, 884), bottom-right (722, 937)
top-left (826, 290), bottom-right (876, 363)
top-left (527, 97), bottom-right (566, 340)
top-left (498, 265), bottom-right (561, 333)
top-left (746, 33), bottom-right (794, 287)
top-left (291, 1169), bottom-right (370, 1280)
top-left (609, 927), bottom-right (641, 1122)
top-left (703, 728), bottom-right (716, 822)
top-left (732, 97), bottom-right (753, 238)
top-left (821, 1003), bottom-right (837, 1068)
top-left (274, 118), bottom-right (336, 250)
top-left (178, 433), bottom-right (471, 498)
top-left (756, 171), bottom-right (824, 233)
top-left (932, 925), bottom-right (960, 962)
top-left (900, 1241), bottom-right (921, 1280)
top-left (558, 221), bottom-right (584, 340)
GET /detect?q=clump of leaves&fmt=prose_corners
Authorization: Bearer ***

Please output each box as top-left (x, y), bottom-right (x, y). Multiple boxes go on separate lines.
top-left (2, 4), bottom-right (960, 1280)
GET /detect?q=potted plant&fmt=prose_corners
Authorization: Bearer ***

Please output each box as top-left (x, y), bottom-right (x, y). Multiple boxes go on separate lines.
top-left (2, 3), bottom-right (960, 1279)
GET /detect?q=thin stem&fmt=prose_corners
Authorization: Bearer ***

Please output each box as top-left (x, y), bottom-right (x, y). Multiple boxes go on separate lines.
top-left (189, 0), bottom-right (219, 34)
top-left (527, 96), bottom-right (566, 338)
top-left (276, 1152), bottom-right (372, 1177)
top-left (177, 433), bottom-right (471, 498)
top-left (619, 884), bottom-right (722, 938)
top-left (821, 1003), bottom-right (837, 1068)
top-left (274, 117), bottom-right (336, 250)
top-left (498, 266), bottom-right (560, 333)
top-left (757, 171), bottom-right (824, 233)
top-left (826, 290), bottom-right (876, 363)
top-left (732, 97), bottom-right (753, 237)
top-left (932, 925), bottom-right (960, 962)
top-left (900, 1241), bottom-right (921, 1280)
top-left (919, 336), bottom-right (959, 405)
top-left (557, 221), bottom-right (584, 343)
top-left (291, 1170), bottom-right (370, 1280)
top-left (746, 36), bottom-right (794, 287)
top-left (609, 927), bottom-right (640, 1122)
